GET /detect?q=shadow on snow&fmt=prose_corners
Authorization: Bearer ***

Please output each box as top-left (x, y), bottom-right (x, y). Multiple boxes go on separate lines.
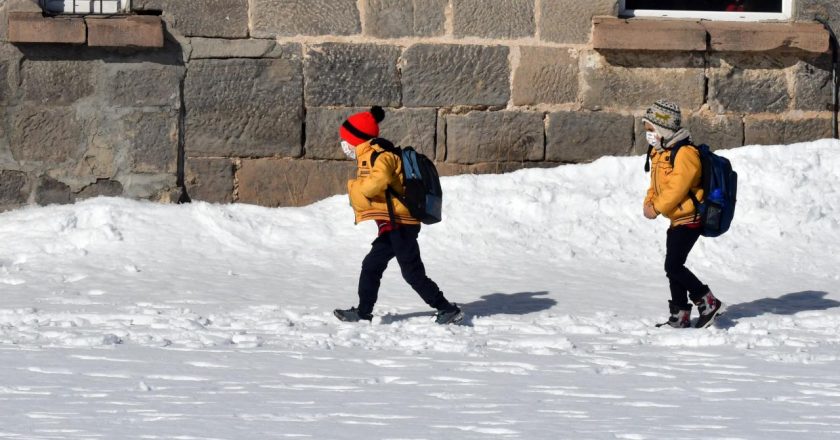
top-left (715, 290), bottom-right (840, 328)
top-left (380, 291), bottom-right (557, 326)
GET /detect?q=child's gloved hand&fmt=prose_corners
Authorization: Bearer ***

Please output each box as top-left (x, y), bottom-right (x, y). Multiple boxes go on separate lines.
top-left (644, 202), bottom-right (658, 219)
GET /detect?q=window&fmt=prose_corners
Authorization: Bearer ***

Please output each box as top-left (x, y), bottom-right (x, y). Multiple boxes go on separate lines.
top-left (40, 0), bottom-right (131, 14)
top-left (620, 0), bottom-right (792, 21)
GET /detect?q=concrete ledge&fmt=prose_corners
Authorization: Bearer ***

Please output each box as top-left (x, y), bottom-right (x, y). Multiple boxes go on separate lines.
top-left (86, 16), bottom-right (163, 48)
top-left (706, 22), bottom-right (829, 53)
top-left (593, 16), bottom-right (707, 51)
top-left (7, 12), bottom-right (86, 44)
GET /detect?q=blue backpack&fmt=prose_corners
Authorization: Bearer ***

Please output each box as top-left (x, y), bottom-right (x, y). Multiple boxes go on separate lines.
top-left (669, 144), bottom-right (738, 237)
top-left (370, 139), bottom-right (443, 225)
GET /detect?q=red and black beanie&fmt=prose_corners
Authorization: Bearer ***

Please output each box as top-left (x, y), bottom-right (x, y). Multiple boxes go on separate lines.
top-left (339, 106), bottom-right (386, 147)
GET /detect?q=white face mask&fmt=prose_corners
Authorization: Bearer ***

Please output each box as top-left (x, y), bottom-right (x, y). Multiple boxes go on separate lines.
top-left (340, 140), bottom-right (356, 160)
top-left (646, 131), bottom-right (662, 151)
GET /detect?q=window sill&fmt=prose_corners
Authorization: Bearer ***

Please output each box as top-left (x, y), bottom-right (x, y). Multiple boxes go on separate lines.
top-left (6, 12), bottom-right (163, 48)
top-left (592, 16), bottom-right (829, 53)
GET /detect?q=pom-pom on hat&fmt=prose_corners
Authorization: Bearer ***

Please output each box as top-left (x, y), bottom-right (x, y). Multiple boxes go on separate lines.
top-left (340, 106), bottom-right (386, 147)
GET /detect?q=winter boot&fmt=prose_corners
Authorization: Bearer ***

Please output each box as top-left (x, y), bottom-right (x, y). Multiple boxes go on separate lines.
top-left (655, 301), bottom-right (692, 328)
top-left (333, 307), bottom-right (373, 322)
top-left (435, 304), bottom-right (464, 325)
top-left (693, 291), bottom-right (724, 329)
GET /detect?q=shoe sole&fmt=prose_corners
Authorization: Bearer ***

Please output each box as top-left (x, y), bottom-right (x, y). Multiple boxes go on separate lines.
top-left (695, 302), bottom-right (726, 329)
top-left (333, 310), bottom-right (371, 323)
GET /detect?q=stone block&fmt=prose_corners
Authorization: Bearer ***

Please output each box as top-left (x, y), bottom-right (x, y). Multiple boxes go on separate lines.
top-left (705, 22), bottom-right (829, 53)
top-left (592, 17), bottom-right (706, 51)
top-left (184, 48), bottom-right (303, 158)
top-left (363, 0), bottom-right (447, 38)
top-left (77, 179), bottom-right (124, 199)
top-left (452, 0), bottom-right (535, 39)
top-left (540, 0), bottom-right (617, 44)
top-left (250, 0), bottom-right (360, 38)
top-left (185, 158), bottom-right (234, 203)
top-left (237, 159), bottom-right (355, 207)
top-left (86, 16), bottom-right (164, 48)
top-left (305, 107), bottom-right (437, 160)
top-left (304, 43), bottom-right (401, 107)
top-left (708, 54), bottom-right (791, 114)
top-left (105, 64), bottom-right (182, 107)
top-left (190, 38), bottom-right (286, 59)
top-left (21, 59), bottom-right (96, 105)
top-left (35, 176), bottom-right (75, 205)
top-left (122, 110), bottom-right (179, 173)
top-left (797, 0), bottom-right (840, 38)
top-left (445, 111), bottom-right (544, 164)
top-left (402, 44), bottom-right (510, 107)
top-left (1, 0), bottom-right (42, 44)
top-left (0, 170), bottom-right (29, 206)
top-left (435, 161), bottom-right (554, 176)
top-left (11, 106), bottom-right (84, 164)
top-left (546, 111), bottom-right (634, 162)
top-left (6, 12), bottom-right (86, 44)
top-left (744, 114), bottom-right (834, 146)
top-left (792, 55), bottom-right (834, 112)
top-left (132, 0), bottom-right (249, 38)
top-left (683, 113), bottom-right (744, 150)
top-left (513, 47), bottom-right (579, 105)
top-left (581, 51), bottom-right (705, 111)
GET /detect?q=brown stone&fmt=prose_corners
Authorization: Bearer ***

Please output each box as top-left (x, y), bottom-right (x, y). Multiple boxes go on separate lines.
top-left (540, 0), bottom-right (616, 44)
top-left (546, 111), bottom-right (634, 162)
top-left (593, 17), bottom-right (706, 51)
top-left (513, 47), bottom-right (579, 105)
top-left (744, 114), bottom-right (834, 146)
top-left (6, 12), bottom-right (86, 44)
top-left (20, 59), bottom-right (96, 105)
top-left (705, 22), bottom-right (829, 53)
top-left (185, 158), bottom-right (235, 203)
top-left (237, 159), bottom-right (355, 207)
top-left (11, 106), bottom-right (84, 164)
top-left (250, 0), bottom-right (361, 38)
top-left (445, 111), bottom-right (544, 164)
top-left (86, 16), bottom-right (164, 48)
top-left (707, 54), bottom-right (792, 114)
top-left (452, 0), bottom-right (535, 39)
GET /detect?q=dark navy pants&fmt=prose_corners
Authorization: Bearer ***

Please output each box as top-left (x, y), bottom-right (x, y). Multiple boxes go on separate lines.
top-left (665, 225), bottom-right (710, 307)
top-left (357, 225), bottom-right (450, 315)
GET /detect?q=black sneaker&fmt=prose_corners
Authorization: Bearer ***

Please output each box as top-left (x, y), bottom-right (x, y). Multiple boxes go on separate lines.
top-left (435, 304), bottom-right (464, 325)
top-left (693, 292), bottom-right (724, 329)
top-left (333, 307), bottom-right (373, 322)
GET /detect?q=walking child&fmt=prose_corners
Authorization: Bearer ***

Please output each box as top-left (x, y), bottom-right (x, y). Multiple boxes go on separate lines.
top-left (333, 107), bottom-right (463, 325)
top-left (642, 100), bottom-right (725, 328)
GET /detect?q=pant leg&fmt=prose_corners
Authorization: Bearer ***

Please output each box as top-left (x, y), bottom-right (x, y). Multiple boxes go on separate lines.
top-left (664, 226), bottom-right (709, 307)
top-left (389, 225), bottom-right (451, 311)
top-left (357, 234), bottom-right (395, 315)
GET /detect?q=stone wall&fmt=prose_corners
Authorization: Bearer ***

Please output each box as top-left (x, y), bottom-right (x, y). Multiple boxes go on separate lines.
top-left (1, 0), bottom-right (839, 210)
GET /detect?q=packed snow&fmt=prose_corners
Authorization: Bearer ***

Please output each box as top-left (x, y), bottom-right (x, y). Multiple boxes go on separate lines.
top-left (1, 140), bottom-right (839, 439)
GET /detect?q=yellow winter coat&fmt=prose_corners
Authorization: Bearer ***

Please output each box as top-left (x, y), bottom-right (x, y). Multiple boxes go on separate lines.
top-left (645, 145), bottom-right (705, 227)
top-left (348, 140), bottom-right (419, 225)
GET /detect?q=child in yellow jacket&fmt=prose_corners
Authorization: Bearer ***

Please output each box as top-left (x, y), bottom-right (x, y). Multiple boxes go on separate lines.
top-left (642, 100), bottom-right (724, 329)
top-left (333, 107), bottom-right (463, 325)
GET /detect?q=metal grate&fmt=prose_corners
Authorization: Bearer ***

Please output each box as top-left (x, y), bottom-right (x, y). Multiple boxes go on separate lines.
top-left (40, 0), bottom-right (130, 15)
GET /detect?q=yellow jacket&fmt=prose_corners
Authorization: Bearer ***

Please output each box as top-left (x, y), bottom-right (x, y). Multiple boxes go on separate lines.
top-left (645, 144), bottom-right (705, 227)
top-left (348, 140), bottom-right (419, 225)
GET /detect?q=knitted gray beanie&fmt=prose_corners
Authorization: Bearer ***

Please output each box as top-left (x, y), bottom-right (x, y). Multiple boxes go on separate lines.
top-left (642, 100), bottom-right (682, 139)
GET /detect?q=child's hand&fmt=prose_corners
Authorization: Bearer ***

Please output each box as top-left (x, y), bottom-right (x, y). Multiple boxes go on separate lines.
top-left (643, 202), bottom-right (658, 219)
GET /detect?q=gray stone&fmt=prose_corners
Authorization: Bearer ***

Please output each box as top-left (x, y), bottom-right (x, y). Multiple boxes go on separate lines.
top-left (445, 111), bottom-right (544, 164)
top-left (541, 0), bottom-right (617, 44)
top-left (184, 48), bottom-right (303, 158)
top-left (513, 47), bottom-right (579, 105)
top-left (304, 43), bottom-right (401, 107)
top-left (453, 0), bottom-right (535, 39)
top-left (250, 0), bottom-right (360, 38)
top-left (190, 38), bottom-right (287, 59)
top-left (237, 159), bottom-right (355, 207)
top-left (745, 115), bottom-right (834, 146)
top-left (793, 55), bottom-right (834, 112)
top-left (123, 110), bottom-right (179, 173)
top-left (708, 54), bottom-right (792, 114)
top-left (35, 176), bottom-right (75, 205)
top-left (797, 0), bottom-right (840, 38)
top-left (436, 161), bottom-right (556, 176)
top-left (20, 59), bottom-right (96, 105)
top-left (306, 107), bottom-right (437, 160)
top-left (546, 111), bottom-right (634, 163)
top-left (133, 0), bottom-right (249, 38)
top-left (436, 110), bottom-right (446, 161)
top-left (0, 170), bottom-right (29, 206)
top-left (363, 0), bottom-right (447, 38)
top-left (684, 113), bottom-right (744, 150)
top-left (185, 158), bottom-right (234, 203)
top-left (105, 64), bottom-right (182, 107)
top-left (581, 51), bottom-right (705, 111)
top-left (77, 179), bottom-right (124, 199)
top-left (11, 106), bottom-right (84, 164)
top-left (402, 44), bottom-right (511, 107)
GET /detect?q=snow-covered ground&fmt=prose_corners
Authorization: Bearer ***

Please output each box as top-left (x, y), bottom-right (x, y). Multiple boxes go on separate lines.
top-left (1, 140), bottom-right (839, 439)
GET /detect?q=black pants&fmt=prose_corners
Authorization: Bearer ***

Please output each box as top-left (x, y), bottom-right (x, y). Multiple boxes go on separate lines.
top-left (665, 225), bottom-right (710, 308)
top-left (357, 225), bottom-right (450, 315)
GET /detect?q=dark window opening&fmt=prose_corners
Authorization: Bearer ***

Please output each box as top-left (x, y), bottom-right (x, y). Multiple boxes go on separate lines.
top-left (625, 0), bottom-right (783, 12)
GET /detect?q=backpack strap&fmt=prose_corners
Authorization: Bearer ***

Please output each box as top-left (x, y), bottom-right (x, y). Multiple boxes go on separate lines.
top-left (668, 141), bottom-right (702, 222)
